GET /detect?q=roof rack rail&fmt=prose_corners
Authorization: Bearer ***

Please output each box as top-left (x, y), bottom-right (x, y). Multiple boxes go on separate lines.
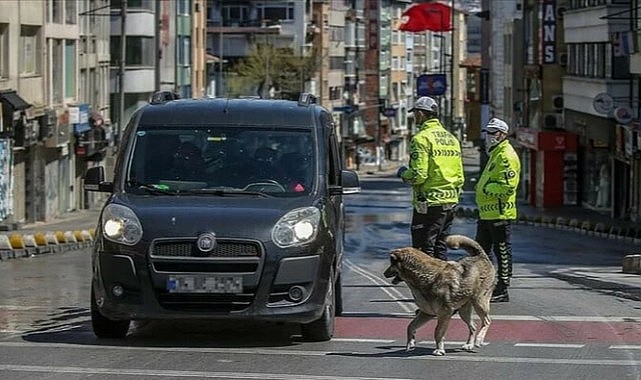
top-left (298, 92), bottom-right (317, 106)
top-left (150, 90), bottom-right (180, 104)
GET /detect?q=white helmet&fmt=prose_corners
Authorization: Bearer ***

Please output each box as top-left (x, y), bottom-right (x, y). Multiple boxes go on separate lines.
top-left (483, 118), bottom-right (509, 134)
top-left (410, 96), bottom-right (439, 113)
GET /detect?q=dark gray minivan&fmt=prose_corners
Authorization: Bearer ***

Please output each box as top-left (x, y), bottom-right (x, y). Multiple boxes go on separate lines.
top-left (84, 93), bottom-right (360, 341)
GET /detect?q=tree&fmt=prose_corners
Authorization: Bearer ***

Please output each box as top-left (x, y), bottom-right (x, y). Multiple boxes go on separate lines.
top-left (229, 43), bottom-right (320, 100)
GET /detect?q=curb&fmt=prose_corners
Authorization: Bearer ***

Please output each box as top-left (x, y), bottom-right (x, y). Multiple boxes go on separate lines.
top-left (0, 228), bottom-right (96, 261)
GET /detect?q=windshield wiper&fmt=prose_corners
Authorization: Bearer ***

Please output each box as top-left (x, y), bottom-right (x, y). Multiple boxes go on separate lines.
top-left (187, 188), bottom-right (272, 198)
top-left (127, 181), bottom-right (179, 195)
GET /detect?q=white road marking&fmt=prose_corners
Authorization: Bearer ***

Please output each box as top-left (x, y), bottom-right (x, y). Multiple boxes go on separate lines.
top-left (344, 259), bottom-right (415, 314)
top-left (514, 343), bottom-right (585, 348)
top-left (0, 342), bottom-right (639, 367)
top-left (332, 338), bottom-right (396, 344)
top-left (0, 364), bottom-right (411, 380)
top-left (418, 340), bottom-right (468, 346)
top-left (609, 345), bottom-right (641, 350)
top-left (339, 312), bottom-right (641, 322)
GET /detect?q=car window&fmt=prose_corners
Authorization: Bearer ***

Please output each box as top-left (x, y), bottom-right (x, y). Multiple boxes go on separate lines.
top-left (126, 125), bottom-right (316, 196)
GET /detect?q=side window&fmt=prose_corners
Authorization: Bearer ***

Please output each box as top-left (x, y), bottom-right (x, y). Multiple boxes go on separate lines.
top-left (327, 130), bottom-right (341, 187)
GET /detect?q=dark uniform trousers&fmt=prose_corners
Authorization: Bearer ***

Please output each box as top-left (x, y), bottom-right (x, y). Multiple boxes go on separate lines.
top-left (475, 219), bottom-right (513, 287)
top-left (411, 204), bottom-right (456, 260)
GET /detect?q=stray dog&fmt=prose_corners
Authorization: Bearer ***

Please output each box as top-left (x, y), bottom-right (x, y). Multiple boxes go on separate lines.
top-left (383, 234), bottom-right (495, 356)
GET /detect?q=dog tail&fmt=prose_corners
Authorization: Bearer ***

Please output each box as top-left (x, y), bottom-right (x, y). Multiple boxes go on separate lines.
top-left (445, 234), bottom-right (492, 261)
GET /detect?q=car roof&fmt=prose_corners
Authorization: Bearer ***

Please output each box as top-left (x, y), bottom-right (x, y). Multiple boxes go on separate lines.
top-left (135, 98), bottom-right (325, 128)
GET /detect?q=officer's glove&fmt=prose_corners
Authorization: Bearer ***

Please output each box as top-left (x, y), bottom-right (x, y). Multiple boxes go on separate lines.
top-left (396, 166), bottom-right (408, 178)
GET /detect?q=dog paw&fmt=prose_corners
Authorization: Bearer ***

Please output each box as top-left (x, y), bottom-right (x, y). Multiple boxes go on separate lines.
top-left (474, 341), bottom-right (489, 347)
top-left (432, 348), bottom-right (446, 356)
top-left (406, 339), bottom-right (416, 352)
top-left (461, 343), bottom-right (475, 351)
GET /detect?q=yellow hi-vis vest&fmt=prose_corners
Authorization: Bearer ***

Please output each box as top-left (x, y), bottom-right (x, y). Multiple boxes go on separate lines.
top-left (475, 139), bottom-right (521, 220)
top-left (401, 118), bottom-right (464, 208)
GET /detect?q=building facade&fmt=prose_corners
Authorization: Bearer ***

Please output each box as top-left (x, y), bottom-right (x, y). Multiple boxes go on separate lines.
top-left (0, 0), bottom-right (112, 227)
top-left (512, 0), bottom-right (640, 225)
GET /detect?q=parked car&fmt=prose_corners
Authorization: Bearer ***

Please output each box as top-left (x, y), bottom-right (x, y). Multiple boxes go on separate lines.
top-left (84, 92), bottom-right (361, 341)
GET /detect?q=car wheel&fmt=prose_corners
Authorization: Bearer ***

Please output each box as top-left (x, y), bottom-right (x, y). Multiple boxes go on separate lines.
top-left (301, 270), bottom-right (335, 342)
top-left (91, 285), bottom-right (130, 339)
top-left (335, 272), bottom-right (343, 316)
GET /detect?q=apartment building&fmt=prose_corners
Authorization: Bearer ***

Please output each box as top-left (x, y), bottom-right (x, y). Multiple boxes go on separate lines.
top-left (561, 0), bottom-right (639, 220)
top-left (0, 0), bottom-right (112, 226)
top-left (513, 0), bottom-right (641, 223)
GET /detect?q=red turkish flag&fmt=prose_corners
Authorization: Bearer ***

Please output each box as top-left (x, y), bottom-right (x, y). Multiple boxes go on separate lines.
top-left (398, 2), bottom-right (453, 33)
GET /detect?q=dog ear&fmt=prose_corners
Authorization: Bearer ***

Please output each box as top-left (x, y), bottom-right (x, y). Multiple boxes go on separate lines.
top-left (389, 251), bottom-right (399, 263)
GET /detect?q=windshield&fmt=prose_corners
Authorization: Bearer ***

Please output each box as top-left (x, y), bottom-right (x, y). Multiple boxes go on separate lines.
top-left (125, 126), bottom-right (315, 197)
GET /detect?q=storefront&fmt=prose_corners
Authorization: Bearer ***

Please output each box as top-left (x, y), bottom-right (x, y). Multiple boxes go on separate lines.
top-left (612, 123), bottom-right (640, 219)
top-left (515, 127), bottom-right (579, 208)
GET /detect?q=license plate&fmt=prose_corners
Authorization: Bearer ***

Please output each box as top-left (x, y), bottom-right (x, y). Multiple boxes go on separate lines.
top-left (167, 275), bottom-right (243, 294)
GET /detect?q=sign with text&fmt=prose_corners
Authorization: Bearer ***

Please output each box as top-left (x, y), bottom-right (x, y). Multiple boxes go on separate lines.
top-left (416, 74), bottom-right (447, 96)
top-left (541, 0), bottom-right (557, 64)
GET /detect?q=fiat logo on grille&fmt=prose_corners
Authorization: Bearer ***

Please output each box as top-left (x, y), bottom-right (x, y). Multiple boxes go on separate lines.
top-left (196, 232), bottom-right (217, 253)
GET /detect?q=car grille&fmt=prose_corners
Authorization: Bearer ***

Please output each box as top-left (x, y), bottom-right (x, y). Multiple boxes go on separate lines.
top-left (150, 239), bottom-right (263, 312)
top-left (151, 240), bottom-right (261, 258)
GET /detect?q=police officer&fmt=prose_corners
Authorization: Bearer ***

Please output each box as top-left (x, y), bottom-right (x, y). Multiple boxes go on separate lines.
top-left (475, 118), bottom-right (521, 302)
top-left (397, 96), bottom-right (464, 260)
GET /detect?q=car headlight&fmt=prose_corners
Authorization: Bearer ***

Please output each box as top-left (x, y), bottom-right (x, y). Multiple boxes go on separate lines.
top-left (272, 207), bottom-right (321, 248)
top-left (101, 204), bottom-right (143, 246)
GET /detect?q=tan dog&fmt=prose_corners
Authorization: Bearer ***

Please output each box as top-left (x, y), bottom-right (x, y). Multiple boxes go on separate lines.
top-left (383, 234), bottom-right (495, 356)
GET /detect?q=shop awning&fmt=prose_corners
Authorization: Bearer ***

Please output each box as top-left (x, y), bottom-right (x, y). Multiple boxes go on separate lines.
top-left (0, 90), bottom-right (31, 112)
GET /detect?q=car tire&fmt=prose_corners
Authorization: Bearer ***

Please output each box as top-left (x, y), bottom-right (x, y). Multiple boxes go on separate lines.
top-left (335, 272), bottom-right (343, 316)
top-left (91, 285), bottom-right (130, 339)
top-left (301, 269), bottom-right (335, 342)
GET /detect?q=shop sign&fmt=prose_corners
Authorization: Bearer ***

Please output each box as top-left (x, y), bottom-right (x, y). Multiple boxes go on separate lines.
top-left (613, 105), bottom-right (633, 125)
top-left (541, 0), bottom-right (557, 64)
top-left (516, 128), bottom-right (538, 149)
top-left (592, 93), bottom-right (614, 115)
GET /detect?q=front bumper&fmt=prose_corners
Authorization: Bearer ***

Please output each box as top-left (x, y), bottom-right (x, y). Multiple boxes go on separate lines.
top-left (92, 237), bottom-right (333, 324)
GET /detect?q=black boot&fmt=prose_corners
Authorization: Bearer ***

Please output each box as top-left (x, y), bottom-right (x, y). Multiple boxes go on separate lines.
top-left (491, 282), bottom-right (509, 303)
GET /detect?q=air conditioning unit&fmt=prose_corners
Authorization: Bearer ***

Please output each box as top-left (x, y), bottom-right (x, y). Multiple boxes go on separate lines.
top-left (543, 113), bottom-right (564, 129)
top-left (552, 95), bottom-right (564, 110)
top-left (559, 53), bottom-right (568, 67)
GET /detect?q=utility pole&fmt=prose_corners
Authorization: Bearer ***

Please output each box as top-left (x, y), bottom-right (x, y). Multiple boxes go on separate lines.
top-left (480, 0), bottom-right (490, 168)
top-left (118, 0), bottom-right (127, 145)
top-left (154, 0), bottom-right (160, 91)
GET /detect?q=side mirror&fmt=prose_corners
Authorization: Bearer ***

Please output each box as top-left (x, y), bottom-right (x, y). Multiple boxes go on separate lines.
top-left (84, 166), bottom-right (113, 193)
top-left (330, 169), bottom-right (361, 195)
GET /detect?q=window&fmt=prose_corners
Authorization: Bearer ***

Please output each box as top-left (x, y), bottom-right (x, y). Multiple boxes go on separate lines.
top-left (178, 0), bottom-right (190, 15)
top-left (65, 0), bottom-right (76, 24)
top-left (111, 0), bottom-right (153, 10)
top-left (260, 4), bottom-right (295, 23)
top-left (0, 24), bottom-right (7, 79)
top-left (65, 40), bottom-right (76, 98)
top-left (51, 0), bottom-right (63, 23)
top-left (52, 39), bottom-right (64, 103)
top-left (20, 25), bottom-right (40, 76)
top-left (329, 57), bottom-right (344, 70)
top-left (110, 36), bottom-right (155, 66)
top-left (222, 5), bottom-right (249, 26)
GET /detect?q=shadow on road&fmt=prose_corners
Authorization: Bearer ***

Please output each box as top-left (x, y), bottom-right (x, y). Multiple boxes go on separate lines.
top-left (21, 316), bottom-right (306, 348)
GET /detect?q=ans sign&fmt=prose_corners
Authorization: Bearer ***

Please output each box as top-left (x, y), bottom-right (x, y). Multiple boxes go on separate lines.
top-left (541, 0), bottom-right (557, 64)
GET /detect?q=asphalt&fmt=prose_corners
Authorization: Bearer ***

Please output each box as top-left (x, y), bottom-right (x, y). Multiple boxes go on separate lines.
top-left (1, 145), bottom-right (639, 298)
